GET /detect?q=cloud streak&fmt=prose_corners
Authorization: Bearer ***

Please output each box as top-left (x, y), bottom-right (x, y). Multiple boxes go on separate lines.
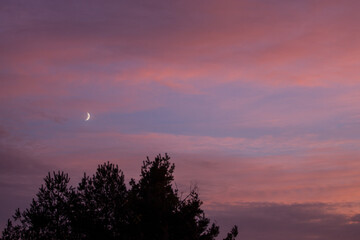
top-left (208, 202), bottom-right (360, 240)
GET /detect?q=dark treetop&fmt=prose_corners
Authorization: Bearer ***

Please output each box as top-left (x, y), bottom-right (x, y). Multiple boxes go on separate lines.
top-left (1, 154), bottom-right (238, 240)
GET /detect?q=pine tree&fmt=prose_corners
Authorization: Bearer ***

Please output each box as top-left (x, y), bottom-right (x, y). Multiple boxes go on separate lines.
top-left (1, 154), bottom-right (238, 240)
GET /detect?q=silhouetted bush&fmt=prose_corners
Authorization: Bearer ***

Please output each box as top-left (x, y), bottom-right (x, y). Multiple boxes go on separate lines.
top-left (1, 154), bottom-right (238, 240)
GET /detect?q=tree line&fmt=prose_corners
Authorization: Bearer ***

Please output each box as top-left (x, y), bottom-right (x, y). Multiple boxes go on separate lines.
top-left (1, 154), bottom-right (238, 240)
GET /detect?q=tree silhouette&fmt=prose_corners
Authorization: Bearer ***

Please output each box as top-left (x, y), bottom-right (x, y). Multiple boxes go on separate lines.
top-left (2, 172), bottom-right (75, 239)
top-left (71, 162), bottom-right (128, 239)
top-left (1, 154), bottom-right (238, 240)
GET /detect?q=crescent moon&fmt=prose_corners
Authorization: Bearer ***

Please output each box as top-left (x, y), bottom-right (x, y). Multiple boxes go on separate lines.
top-left (85, 112), bottom-right (91, 121)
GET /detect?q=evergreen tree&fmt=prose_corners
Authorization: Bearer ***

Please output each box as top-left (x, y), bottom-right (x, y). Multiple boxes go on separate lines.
top-left (2, 171), bottom-right (75, 240)
top-left (71, 162), bottom-right (128, 239)
top-left (1, 154), bottom-right (238, 240)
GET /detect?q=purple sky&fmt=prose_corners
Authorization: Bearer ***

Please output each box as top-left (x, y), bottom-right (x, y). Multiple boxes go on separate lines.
top-left (2, 1), bottom-right (360, 239)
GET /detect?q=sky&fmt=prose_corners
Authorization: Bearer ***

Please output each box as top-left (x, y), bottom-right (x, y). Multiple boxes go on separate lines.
top-left (1, 0), bottom-right (360, 239)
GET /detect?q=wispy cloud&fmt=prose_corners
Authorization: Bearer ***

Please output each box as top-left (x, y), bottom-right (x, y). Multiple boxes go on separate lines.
top-left (207, 202), bottom-right (360, 240)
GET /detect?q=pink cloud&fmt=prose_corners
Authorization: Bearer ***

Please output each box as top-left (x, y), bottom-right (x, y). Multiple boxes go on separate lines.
top-left (1, 0), bottom-right (360, 99)
top-left (14, 129), bottom-right (359, 205)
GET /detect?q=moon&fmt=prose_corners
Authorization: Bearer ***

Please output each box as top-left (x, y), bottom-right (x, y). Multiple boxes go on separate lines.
top-left (85, 112), bottom-right (91, 121)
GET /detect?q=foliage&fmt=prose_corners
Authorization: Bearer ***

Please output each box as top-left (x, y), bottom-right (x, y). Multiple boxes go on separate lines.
top-left (1, 154), bottom-right (238, 240)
